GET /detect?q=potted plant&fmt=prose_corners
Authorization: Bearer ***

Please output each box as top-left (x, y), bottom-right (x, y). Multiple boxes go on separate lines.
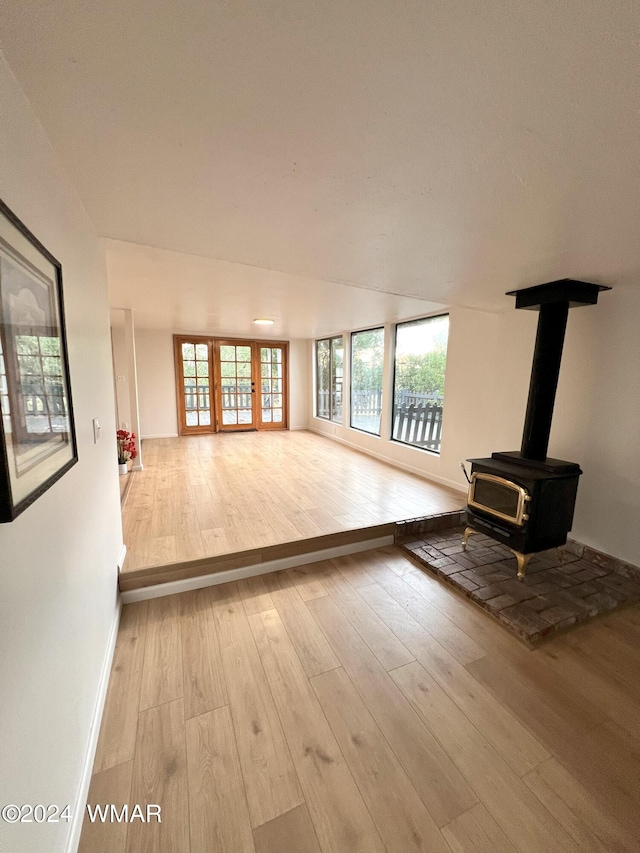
top-left (116, 429), bottom-right (137, 475)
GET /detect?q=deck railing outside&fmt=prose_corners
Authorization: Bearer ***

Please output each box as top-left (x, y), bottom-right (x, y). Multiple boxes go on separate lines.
top-left (317, 388), bottom-right (444, 452)
top-left (185, 382), bottom-right (254, 411)
top-left (185, 384), bottom-right (444, 452)
top-left (392, 400), bottom-right (443, 452)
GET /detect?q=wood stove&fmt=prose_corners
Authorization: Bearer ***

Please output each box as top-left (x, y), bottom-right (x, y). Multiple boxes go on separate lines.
top-left (462, 279), bottom-right (610, 578)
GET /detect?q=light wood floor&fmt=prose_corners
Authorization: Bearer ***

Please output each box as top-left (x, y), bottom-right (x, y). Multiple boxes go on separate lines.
top-left (81, 547), bottom-right (640, 853)
top-left (122, 431), bottom-right (464, 571)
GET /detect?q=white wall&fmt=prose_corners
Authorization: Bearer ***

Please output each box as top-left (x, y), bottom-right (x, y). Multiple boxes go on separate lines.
top-left (134, 329), bottom-right (309, 437)
top-left (288, 338), bottom-right (309, 429)
top-left (110, 321), bottom-right (132, 430)
top-left (135, 328), bottom-right (179, 437)
top-left (549, 286), bottom-right (640, 566)
top-left (0, 57), bottom-right (123, 853)
top-left (310, 292), bottom-right (640, 567)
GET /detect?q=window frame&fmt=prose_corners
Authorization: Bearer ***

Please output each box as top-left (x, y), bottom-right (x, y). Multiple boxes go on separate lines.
top-left (315, 334), bottom-right (344, 423)
top-left (391, 313), bottom-right (449, 456)
top-left (174, 335), bottom-right (215, 435)
top-left (173, 334), bottom-right (289, 434)
top-left (315, 338), bottom-right (331, 421)
top-left (349, 326), bottom-right (385, 437)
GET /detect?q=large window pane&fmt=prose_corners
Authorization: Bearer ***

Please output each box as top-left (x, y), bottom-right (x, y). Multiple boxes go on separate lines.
top-left (350, 328), bottom-right (384, 435)
top-left (330, 337), bottom-right (343, 424)
top-left (316, 339), bottom-right (330, 419)
top-left (315, 336), bottom-right (343, 422)
top-left (392, 315), bottom-right (449, 454)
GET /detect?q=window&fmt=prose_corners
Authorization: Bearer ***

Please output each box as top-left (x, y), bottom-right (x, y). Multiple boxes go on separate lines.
top-left (219, 343), bottom-right (252, 426)
top-left (260, 346), bottom-right (285, 426)
top-left (181, 340), bottom-right (212, 429)
top-left (315, 335), bottom-right (343, 422)
top-left (392, 314), bottom-right (449, 453)
top-left (350, 328), bottom-right (384, 435)
top-left (14, 334), bottom-right (68, 434)
top-left (315, 339), bottom-right (330, 419)
top-left (330, 336), bottom-right (343, 423)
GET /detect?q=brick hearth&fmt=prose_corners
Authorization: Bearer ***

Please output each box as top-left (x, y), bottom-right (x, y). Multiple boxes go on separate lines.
top-left (396, 521), bottom-right (640, 643)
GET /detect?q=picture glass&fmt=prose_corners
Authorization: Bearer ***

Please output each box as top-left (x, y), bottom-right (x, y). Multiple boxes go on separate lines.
top-left (0, 203), bottom-right (76, 518)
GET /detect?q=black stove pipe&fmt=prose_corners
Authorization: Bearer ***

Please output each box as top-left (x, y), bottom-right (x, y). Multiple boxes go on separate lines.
top-left (507, 279), bottom-right (611, 463)
top-left (520, 300), bottom-right (569, 461)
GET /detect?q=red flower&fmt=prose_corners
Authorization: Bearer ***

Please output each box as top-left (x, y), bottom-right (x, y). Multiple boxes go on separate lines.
top-left (116, 429), bottom-right (138, 463)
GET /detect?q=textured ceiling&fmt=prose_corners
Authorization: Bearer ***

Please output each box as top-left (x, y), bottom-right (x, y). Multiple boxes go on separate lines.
top-left (2, 0), bottom-right (639, 327)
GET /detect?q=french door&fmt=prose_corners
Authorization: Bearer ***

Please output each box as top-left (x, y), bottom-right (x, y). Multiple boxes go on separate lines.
top-left (174, 335), bottom-right (288, 434)
top-left (215, 340), bottom-right (256, 431)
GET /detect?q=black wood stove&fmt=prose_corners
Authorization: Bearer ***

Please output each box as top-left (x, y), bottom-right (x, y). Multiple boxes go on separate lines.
top-left (462, 279), bottom-right (610, 579)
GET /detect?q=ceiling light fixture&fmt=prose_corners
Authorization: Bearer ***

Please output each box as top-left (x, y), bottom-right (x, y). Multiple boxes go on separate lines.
top-left (253, 318), bottom-right (275, 325)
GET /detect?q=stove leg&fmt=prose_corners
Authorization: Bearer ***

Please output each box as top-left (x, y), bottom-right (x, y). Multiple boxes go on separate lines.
top-left (557, 547), bottom-right (565, 565)
top-left (461, 526), bottom-right (477, 551)
top-left (511, 549), bottom-right (532, 580)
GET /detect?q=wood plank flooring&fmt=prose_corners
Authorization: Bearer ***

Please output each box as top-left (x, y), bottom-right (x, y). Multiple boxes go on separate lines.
top-left (121, 431), bottom-right (464, 572)
top-left (80, 547), bottom-right (640, 853)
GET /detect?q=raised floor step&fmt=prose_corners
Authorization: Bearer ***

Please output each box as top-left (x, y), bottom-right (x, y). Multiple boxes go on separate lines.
top-left (119, 523), bottom-right (396, 601)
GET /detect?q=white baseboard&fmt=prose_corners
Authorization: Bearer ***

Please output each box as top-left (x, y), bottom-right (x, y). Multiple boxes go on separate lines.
top-left (121, 534), bottom-right (394, 603)
top-left (306, 426), bottom-right (466, 494)
top-left (65, 598), bottom-right (122, 853)
top-left (140, 433), bottom-right (179, 439)
top-left (117, 544), bottom-right (127, 572)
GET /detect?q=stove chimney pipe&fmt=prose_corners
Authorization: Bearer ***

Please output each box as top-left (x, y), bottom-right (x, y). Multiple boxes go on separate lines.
top-left (521, 301), bottom-right (568, 460)
top-left (506, 280), bottom-right (611, 462)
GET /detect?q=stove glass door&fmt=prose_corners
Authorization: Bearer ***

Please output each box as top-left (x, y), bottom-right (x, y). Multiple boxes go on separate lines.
top-left (468, 473), bottom-right (529, 526)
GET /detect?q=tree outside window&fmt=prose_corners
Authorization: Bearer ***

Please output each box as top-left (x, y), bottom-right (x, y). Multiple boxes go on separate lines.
top-left (315, 335), bottom-right (343, 422)
top-left (350, 328), bottom-right (384, 435)
top-left (392, 315), bottom-right (449, 453)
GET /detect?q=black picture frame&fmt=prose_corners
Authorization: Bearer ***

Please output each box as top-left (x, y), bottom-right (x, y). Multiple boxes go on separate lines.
top-left (0, 199), bottom-right (78, 522)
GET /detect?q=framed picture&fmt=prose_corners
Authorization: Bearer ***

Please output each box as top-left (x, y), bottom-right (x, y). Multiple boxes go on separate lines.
top-left (0, 199), bottom-right (77, 522)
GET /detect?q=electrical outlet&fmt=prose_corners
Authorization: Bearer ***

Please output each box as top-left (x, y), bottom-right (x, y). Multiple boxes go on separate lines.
top-left (117, 375), bottom-right (126, 382)
top-left (93, 418), bottom-right (101, 443)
